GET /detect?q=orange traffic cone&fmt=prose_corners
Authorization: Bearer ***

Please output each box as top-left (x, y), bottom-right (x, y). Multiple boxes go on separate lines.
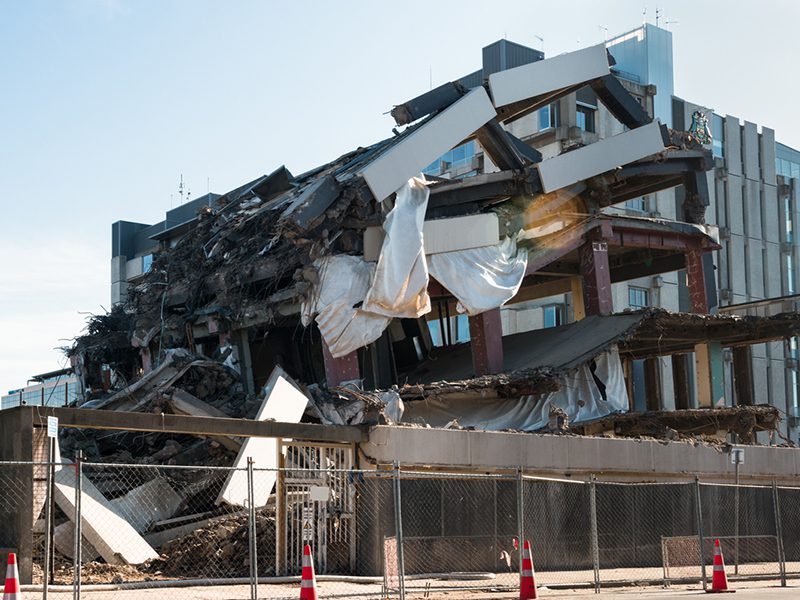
top-left (3, 552), bottom-right (20, 600)
top-left (706, 539), bottom-right (735, 593)
top-left (519, 540), bottom-right (537, 599)
top-left (300, 544), bottom-right (318, 600)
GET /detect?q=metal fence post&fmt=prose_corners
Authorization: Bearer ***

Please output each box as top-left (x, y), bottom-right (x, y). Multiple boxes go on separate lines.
top-left (694, 476), bottom-right (707, 591)
top-left (43, 438), bottom-right (54, 600)
top-left (772, 480), bottom-right (786, 587)
top-left (589, 475), bottom-right (600, 594)
top-left (516, 467), bottom-right (525, 579)
top-left (247, 457), bottom-right (259, 600)
top-left (73, 450), bottom-right (83, 600)
top-left (392, 462), bottom-right (406, 600)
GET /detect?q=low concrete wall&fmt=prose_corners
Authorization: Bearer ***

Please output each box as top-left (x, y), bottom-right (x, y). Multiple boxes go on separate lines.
top-left (362, 426), bottom-right (800, 485)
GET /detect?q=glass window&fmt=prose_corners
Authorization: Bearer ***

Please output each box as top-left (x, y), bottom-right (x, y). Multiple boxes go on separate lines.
top-left (711, 114), bottom-right (725, 158)
top-left (626, 197), bottom-right (647, 212)
top-left (142, 254), bottom-right (154, 273)
top-left (427, 314), bottom-right (470, 347)
top-left (628, 286), bottom-right (649, 309)
top-left (792, 162), bottom-right (800, 180)
top-left (576, 105), bottom-right (596, 133)
top-left (543, 304), bottom-right (565, 328)
top-left (538, 104), bottom-right (559, 131)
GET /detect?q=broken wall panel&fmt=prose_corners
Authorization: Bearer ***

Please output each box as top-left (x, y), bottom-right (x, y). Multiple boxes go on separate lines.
top-left (488, 44), bottom-right (609, 110)
top-left (359, 87), bottom-right (497, 202)
top-left (53, 468), bottom-right (159, 565)
top-left (536, 121), bottom-right (666, 193)
top-left (217, 367), bottom-right (308, 507)
top-left (363, 213), bottom-right (500, 261)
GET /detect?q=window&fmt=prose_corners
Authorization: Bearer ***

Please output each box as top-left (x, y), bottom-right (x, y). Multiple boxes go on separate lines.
top-left (538, 103), bottom-right (560, 131)
top-left (422, 141), bottom-right (476, 177)
top-left (628, 286), bottom-right (649, 309)
top-left (711, 114), bottom-right (725, 158)
top-left (427, 314), bottom-right (470, 347)
top-left (576, 104), bottom-right (596, 133)
top-left (543, 303), bottom-right (565, 328)
top-left (626, 197), bottom-right (647, 212)
top-left (142, 253), bottom-right (154, 273)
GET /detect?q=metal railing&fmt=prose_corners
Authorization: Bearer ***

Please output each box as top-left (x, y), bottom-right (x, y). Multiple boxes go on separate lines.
top-left (0, 459), bottom-right (798, 599)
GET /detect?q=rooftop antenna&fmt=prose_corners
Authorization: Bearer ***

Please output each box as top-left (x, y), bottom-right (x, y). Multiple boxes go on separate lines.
top-left (655, 6), bottom-right (662, 27)
top-left (178, 174), bottom-right (185, 205)
top-left (643, 6), bottom-right (647, 24)
top-left (665, 18), bottom-right (679, 30)
top-left (598, 25), bottom-right (608, 41)
top-left (534, 34), bottom-right (544, 56)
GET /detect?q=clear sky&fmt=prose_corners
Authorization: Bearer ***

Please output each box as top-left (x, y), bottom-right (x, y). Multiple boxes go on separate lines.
top-left (1, 0), bottom-right (799, 393)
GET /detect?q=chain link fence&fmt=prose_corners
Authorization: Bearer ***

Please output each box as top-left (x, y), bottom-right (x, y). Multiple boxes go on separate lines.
top-left (2, 459), bottom-right (800, 599)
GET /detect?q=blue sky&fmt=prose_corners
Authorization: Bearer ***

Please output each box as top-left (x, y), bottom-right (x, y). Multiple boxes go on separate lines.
top-left (1, 0), bottom-right (799, 393)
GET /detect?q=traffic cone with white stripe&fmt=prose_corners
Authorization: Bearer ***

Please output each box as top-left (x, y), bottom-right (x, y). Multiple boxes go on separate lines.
top-left (3, 553), bottom-right (20, 600)
top-left (706, 539), bottom-right (735, 593)
top-left (300, 544), bottom-right (318, 600)
top-left (519, 540), bottom-right (537, 599)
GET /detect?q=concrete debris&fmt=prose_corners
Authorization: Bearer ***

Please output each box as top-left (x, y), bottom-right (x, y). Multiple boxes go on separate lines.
top-left (53, 468), bottom-right (160, 565)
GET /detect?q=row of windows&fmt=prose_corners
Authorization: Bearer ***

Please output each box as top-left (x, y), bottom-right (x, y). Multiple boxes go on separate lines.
top-left (538, 103), bottom-right (596, 133)
top-left (777, 158), bottom-right (800, 180)
top-left (1, 381), bottom-right (78, 410)
top-left (422, 141), bottom-right (476, 177)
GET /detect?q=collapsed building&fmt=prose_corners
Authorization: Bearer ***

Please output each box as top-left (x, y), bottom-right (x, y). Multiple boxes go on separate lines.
top-left (5, 37), bottom-right (800, 585)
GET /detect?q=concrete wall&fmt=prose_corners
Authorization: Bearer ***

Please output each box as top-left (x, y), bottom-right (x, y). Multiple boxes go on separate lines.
top-left (362, 426), bottom-right (800, 486)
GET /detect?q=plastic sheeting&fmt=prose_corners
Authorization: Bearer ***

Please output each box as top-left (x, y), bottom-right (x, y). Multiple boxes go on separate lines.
top-left (362, 176), bottom-right (431, 318)
top-left (301, 255), bottom-right (390, 358)
top-left (402, 346), bottom-right (628, 431)
top-left (427, 236), bottom-right (528, 316)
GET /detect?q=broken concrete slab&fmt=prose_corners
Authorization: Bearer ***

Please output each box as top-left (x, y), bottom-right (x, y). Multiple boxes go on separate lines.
top-left (167, 388), bottom-right (242, 452)
top-left (53, 467), bottom-right (160, 565)
top-left (359, 87), bottom-right (496, 202)
top-left (488, 43), bottom-right (609, 111)
top-left (363, 213), bottom-right (500, 261)
top-left (217, 366), bottom-right (309, 507)
top-left (535, 121), bottom-right (666, 193)
top-left (55, 476), bottom-right (183, 560)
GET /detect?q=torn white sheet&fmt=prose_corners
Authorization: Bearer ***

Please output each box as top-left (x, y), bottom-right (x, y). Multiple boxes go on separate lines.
top-left (402, 347), bottom-right (628, 431)
top-left (217, 366), bottom-right (309, 507)
top-left (428, 237), bottom-right (528, 316)
top-left (301, 254), bottom-right (391, 358)
top-left (362, 176), bottom-right (431, 319)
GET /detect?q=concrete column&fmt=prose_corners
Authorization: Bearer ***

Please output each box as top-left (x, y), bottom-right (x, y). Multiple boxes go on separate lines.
top-left (468, 308), bottom-right (504, 376)
top-left (671, 354), bottom-right (692, 410)
top-left (237, 330), bottom-right (256, 394)
top-left (695, 341), bottom-right (725, 408)
top-left (322, 342), bottom-right (360, 387)
top-left (140, 347), bottom-right (153, 375)
top-left (685, 250), bottom-right (709, 313)
top-left (579, 239), bottom-right (613, 316)
top-left (570, 277), bottom-right (586, 321)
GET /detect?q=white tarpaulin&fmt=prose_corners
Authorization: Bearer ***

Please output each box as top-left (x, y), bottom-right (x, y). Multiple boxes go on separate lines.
top-left (301, 254), bottom-right (390, 358)
top-left (427, 236), bottom-right (528, 316)
top-left (362, 175), bottom-right (431, 318)
top-left (402, 346), bottom-right (628, 431)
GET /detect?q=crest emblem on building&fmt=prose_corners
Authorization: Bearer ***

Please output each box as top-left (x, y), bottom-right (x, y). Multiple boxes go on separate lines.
top-left (689, 110), bottom-right (712, 145)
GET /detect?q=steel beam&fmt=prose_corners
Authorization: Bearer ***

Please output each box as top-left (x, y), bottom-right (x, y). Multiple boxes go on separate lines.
top-left (579, 236), bottom-right (613, 316)
top-left (468, 309), bottom-right (504, 376)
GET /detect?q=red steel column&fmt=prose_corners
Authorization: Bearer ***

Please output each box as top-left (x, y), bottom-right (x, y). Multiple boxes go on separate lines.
top-left (468, 308), bottom-right (504, 376)
top-left (322, 341), bottom-right (360, 387)
top-left (685, 250), bottom-right (709, 313)
top-left (579, 238), bottom-right (613, 316)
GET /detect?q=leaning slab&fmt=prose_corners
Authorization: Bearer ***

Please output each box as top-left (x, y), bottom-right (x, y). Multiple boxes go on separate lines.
top-left (217, 366), bottom-right (309, 507)
top-left (53, 468), bottom-right (159, 565)
top-left (488, 43), bottom-right (609, 110)
top-left (535, 121), bottom-right (665, 193)
top-left (359, 86), bottom-right (496, 202)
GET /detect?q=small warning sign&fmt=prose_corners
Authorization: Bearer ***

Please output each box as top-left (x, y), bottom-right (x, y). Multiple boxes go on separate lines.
top-left (302, 506), bottom-right (314, 541)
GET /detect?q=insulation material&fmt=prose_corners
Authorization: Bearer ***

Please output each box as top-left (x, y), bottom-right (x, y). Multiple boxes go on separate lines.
top-left (427, 237), bottom-right (528, 316)
top-left (402, 347), bottom-right (628, 431)
top-left (362, 176), bottom-right (431, 318)
top-left (301, 255), bottom-right (390, 358)
top-left (217, 367), bottom-right (309, 507)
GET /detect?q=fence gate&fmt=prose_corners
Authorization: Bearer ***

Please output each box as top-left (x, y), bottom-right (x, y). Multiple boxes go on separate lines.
top-left (276, 442), bottom-right (355, 576)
